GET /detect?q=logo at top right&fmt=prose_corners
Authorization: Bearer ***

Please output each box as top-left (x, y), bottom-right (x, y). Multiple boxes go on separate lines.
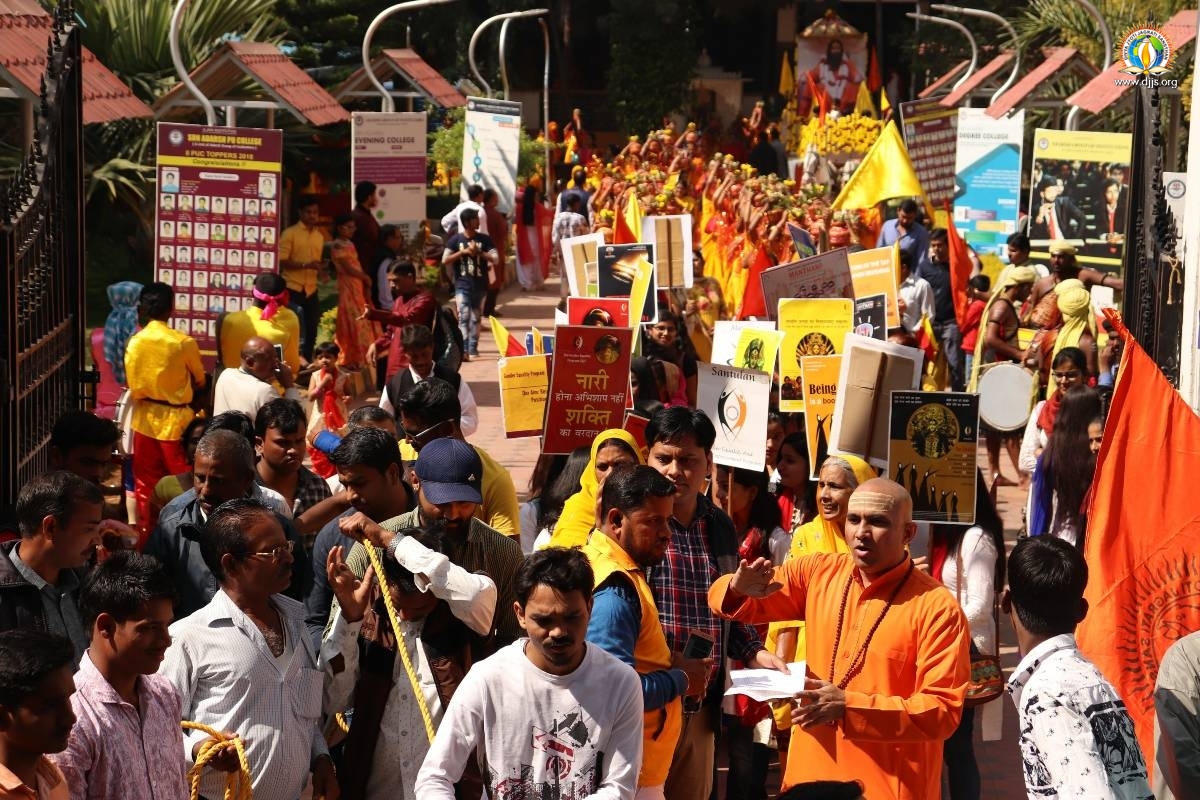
top-left (1118, 25), bottom-right (1174, 76)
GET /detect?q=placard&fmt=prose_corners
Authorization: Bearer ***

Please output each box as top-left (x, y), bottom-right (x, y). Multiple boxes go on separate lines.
top-left (155, 122), bottom-right (283, 366)
top-left (462, 96), bottom-right (522, 212)
top-left (954, 108), bottom-right (1024, 273)
top-left (847, 246), bottom-right (900, 329)
top-left (712, 320), bottom-right (777, 367)
top-left (567, 297), bottom-right (631, 328)
top-left (697, 363), bottom-right (772, 471)
top-left (777, 298), bottom-right (854, 412)
top-left (598, 243), bottom-right (657, 323)
top-left (543, 326), bottom-right (634, 454)
top-left (352, 111), bottom-right (427, 238)
top-left (561, 232), bottom-right (606, 298)
top-left (828, 333), bottom-right (923, 468)
top-left (898, 96), bottom-right (959, 208)
top-left (498, 355), bottom-right (551, 438)
top-left (853, 293), bottom-right (887, 340)
top-left (801, 355), bottom-right (841, 479)
top-left (888, 391), bottom-right (980, 523)
top-left (641, 215), bottom-right (694, 287)
top-left (734, 327), bottom-right (784, 374)
top-left (759, 248), bottom-right (855, 320)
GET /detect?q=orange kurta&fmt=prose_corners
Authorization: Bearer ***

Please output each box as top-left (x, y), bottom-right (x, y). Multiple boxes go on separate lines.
top-left (709, 552), bottom-right (969, 800)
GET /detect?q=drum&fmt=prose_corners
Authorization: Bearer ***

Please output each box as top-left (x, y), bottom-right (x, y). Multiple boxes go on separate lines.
top-left (977, 362), bottom-right (1037, 431)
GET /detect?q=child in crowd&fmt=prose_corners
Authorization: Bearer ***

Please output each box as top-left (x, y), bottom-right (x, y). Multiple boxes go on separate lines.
top-left (307, 341), bottom-right (350, 479)
top-left (0, 630), bottom-right (75, 800)
top-left (51, 551), bottom-right (190, 799)
top-left (961, 274), bottom-right (990, 378)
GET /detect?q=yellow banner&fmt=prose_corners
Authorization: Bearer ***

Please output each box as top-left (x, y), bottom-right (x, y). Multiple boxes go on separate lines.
top-left (801, 355), bottom-right (841, 479)
top-left (157, 154), bottom-right (283, 172)
top-left (778, 298), bottom-right (854, 413)
top-left (498, 355), bottom-right (550, 438)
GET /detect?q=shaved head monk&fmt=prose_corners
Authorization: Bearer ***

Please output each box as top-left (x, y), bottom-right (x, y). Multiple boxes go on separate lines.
top-left (709, 477), bottom-right (970, 800)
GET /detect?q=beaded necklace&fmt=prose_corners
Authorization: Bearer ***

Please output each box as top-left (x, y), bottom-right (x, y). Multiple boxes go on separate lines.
top-left (827, 560), bottom-right (914, 690)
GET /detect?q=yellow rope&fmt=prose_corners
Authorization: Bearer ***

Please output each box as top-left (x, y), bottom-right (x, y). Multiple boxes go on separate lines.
top-left (364, 543), bottom-right (437, 743)
top-left (181, 720), bottom-right (253, 800)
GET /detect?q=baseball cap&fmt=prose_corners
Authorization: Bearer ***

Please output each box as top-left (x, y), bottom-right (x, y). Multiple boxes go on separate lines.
top-left (414, 438), bottom-right (483, 505)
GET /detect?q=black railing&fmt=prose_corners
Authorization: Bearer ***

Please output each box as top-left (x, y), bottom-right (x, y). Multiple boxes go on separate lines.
top-left (0, 0), bottom-right (86, 517)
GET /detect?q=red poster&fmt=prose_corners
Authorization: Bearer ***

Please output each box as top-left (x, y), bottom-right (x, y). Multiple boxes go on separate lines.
top-left (155, 123), bottom-right (284, 367)
top-left (542, 326), bottom-right (634, 455)
top-left (566, 297), bottom-right (632, 327)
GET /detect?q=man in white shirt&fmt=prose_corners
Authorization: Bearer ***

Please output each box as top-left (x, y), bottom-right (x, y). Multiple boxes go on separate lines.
top-left (1004, 536), bottom-right (1152, 799)
top-left (378, 324), bottom-right (478, 437)
top-left (213, 337), bottom-right (302, 424)
top-left (415, 547), bottom-right (644, 799)
top-left (160, 498), bottom-right (338, 800)
top-left (321, 519), bottom-right (497, 799)
top-left (896, 247), bottom-right (936, 335)
top-left (440, 184), bottom-right (488, 237)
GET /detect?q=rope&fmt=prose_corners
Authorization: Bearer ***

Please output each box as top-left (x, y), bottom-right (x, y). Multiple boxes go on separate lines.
top-left (181, 720), bottom-right (253, 800)
top-left (363, 543), bottom-right (437, 743)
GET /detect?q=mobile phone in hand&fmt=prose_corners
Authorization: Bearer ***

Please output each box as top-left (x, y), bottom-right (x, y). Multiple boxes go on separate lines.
top-left (273, 344), bottom-right (284, 363)
top-left (682, 630), bottom-right (715, 660)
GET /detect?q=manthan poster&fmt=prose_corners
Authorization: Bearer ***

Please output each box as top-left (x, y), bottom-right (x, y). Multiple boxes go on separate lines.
top-left (954, 108), bottom-right (1024, 275)
top-left (543, 326), bottom-right (634, 454)
top-left (352, 111), bottom-right (427, 238)
top-left (777, 298), bottom-right (853, 413)
top-left (697, 363), bottom-right (771, 471)
top-left (888, 390), bottom-right (980, 524)
top-left (462, 96), bottom-right (522, 212)
top-left (1025, 128), bottom-right (1133, 274)
top-left (899, 96), bottom-right (958, 208)
top-left (155, 123), bottom-right (283, 366)
top-left (759, 248), bottom-right (854, 320)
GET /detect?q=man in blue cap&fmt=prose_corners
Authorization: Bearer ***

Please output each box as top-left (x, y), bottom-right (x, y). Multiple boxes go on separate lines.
top-left (340, 437), bottom-right (524, 654)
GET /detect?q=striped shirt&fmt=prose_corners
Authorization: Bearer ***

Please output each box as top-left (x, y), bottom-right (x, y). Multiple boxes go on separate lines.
top-left (52, 653), bottom-right (188, 800)
top-left (160, 590), bottom-right (328, 800)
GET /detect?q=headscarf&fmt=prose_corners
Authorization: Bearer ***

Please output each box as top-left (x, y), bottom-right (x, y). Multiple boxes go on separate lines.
top-left (103, 281), bottom-right (142, 384)
top-left (967, 265), bottom-right (1038, 391)
top-left (548, 429), bottom-right (645, 549)
top-left (1048, 278), bottom-right (1095, 396)
top-left (252, 286), bottom-right (289, 321)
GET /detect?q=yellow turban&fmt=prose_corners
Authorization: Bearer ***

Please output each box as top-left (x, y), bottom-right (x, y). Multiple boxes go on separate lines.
top-left (1050, 278), bottom-right (1096, 394)
top-left (1049, 241), bottom-right (1077, 256)
top-left (1001, 266), bottom-right (1038, 289)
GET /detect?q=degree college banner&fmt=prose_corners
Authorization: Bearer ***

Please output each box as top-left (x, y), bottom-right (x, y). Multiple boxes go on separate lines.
top-left (954, 108), bottom-right (1024, 276)
top-left (352, 112), bottom-right (427, 240)
top-left (155, 123), bottom-right (283, 367)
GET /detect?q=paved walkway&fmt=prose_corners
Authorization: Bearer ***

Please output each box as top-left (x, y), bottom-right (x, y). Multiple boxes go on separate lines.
top-left (421, 274), bottom-right (1031, 798)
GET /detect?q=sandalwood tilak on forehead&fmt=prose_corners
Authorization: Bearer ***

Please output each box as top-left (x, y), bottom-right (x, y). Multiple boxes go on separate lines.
top-left (847, 491), bottom-right (896, 514)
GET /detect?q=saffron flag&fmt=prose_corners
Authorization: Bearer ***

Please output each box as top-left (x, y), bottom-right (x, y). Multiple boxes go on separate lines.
top-left (867, 42), bottom-right (882, 92)
top-left (1077, 310), bottom-right (1200, 773)
top-left (738, 245), bottom-right (773, 320)
top-left (489, 315), bottom-right (527, 357)
top-left (831, 120), bottom-right (924, 211)
top-left (614, 190), bottom-right (643, 245)
top-left (944, 206), bottom-right (973, 330)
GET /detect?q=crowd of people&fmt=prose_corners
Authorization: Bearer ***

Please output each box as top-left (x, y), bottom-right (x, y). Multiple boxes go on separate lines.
top-left (0, 113), bottom-right (1190, 800)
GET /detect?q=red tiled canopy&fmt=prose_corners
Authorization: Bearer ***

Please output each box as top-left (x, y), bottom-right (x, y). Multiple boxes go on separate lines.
top-left (335, 48), bottom-right (465, 108)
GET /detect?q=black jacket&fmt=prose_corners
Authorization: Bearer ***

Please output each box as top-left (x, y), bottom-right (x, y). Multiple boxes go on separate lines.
top-left (0, 539), bottom-right (89, 637)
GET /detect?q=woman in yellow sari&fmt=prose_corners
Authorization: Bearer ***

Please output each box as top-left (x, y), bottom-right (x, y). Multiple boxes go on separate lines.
top-left (546, 429), bottom-right (644, 549)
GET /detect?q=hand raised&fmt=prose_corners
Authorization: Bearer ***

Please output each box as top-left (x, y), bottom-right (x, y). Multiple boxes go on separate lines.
top-left (326, 545), bottom-right (375, 623)
top-left (730, 557), bottom-right (783, 598)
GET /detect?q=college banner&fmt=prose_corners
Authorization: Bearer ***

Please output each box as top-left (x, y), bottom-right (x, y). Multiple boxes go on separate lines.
top-left (462, 96), bottom-right (522, 212)
top-left (1026, 128), bottom-right (1133, 274)
top-left (542, 326), bottom-right (634, 455)
top-left (801, 355), bottom-right (841, 479)
top-left (352, 111), bottom-right (427, 239)
top-left (759, 248), bottom-right (854, 320)
top-left (155, 122), bottom-right (283, 366)
top-left (497, 354), bottom-right (551, 438)
top-left (777, 298), bottom-right (854, 413)
top-left (697, 363), bottom-right (772, 471)
top-left (888, 390), bottom-right (980, 523)
top-left (899, 96), bottom-right (959, 209)
top-left (847, 246), bottom-right (900, 329)
top-left (954, 108), bottom-right (1024, 281)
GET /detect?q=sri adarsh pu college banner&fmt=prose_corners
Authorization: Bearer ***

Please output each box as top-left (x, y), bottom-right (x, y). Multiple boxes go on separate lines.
top-left (154, 123), bottom-right (283, 366)
top-left (352, 112), bottom-right (428, 239)
top-left (462, 96), bottom-right (522, 212)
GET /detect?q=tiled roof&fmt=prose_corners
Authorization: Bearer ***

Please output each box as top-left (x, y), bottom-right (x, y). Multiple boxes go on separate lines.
top-left (918, 60), bottom-right (969, 99)
top-left (0, 6), bottom-right (153, 124)
top-left (155, 41), bottom-right (349, 127)
top-left (1065, 9), bottom-right (1198, 114)
top-left (986, 47), bottom-right (1088, 119)
top-left (939, 51), bottom-right (1014, 107)
top-left (334, 48), bottom-right (465, 108)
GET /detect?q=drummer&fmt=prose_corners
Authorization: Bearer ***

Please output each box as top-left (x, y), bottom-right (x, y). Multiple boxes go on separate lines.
top-left (971, 265), bottom-right (1038, 488)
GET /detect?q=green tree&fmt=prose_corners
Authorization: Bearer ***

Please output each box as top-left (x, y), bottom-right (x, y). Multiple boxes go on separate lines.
top-left (605, 0), bottom-right (700, 135)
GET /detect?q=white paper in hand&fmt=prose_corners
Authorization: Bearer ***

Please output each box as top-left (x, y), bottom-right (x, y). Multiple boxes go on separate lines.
top-left (723, 661), bottom-right (807, 703)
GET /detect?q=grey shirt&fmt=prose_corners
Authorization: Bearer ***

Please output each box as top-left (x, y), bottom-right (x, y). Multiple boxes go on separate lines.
top-left (1156, 630), bottom-right (1200, 800)
top-left (10, 545), bottom-right (87, 665)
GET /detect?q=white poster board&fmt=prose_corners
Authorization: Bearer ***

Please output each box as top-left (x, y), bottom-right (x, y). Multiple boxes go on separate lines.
top-left (461, 96), bottom-right (522, 213)
top-left (697, 363), bottom-right (771, 471)
top-left (352, 111), bottom-right (427, 239)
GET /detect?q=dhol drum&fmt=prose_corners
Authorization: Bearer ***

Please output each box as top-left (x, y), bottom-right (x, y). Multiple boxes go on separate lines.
top-left (977, 362), bottom-right (1037, 431)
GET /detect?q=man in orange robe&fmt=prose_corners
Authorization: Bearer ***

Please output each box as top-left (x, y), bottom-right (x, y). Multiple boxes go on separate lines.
top-left (708, 478), bottom-right (969, 800)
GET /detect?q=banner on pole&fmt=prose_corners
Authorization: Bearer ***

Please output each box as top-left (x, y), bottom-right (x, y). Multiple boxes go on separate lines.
top-left (953, 108), bottom-right (1024, 278)
top-left (352, 111), bottom-right (428, 240)
top-left (898, 96), bottom-right (958, 209)
top-left (498, 354), bottom-right (551, 438)
top-left (462, 96), bottom-right (522, 212)
top-left (697, 363), bottom-right (772, 471)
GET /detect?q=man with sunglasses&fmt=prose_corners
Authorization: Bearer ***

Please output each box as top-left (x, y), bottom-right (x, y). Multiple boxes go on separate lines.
top-left (145, 429), bottom-right (311, 617)
top-left (395, 378), bottom-right (518, 538)
top-left (161, 498), bottom-right (338, 800)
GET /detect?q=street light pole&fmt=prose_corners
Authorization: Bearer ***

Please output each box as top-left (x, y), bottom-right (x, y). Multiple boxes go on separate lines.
top-left (168, 0), bottom-right (216, 126)
top-left (470, 9), bottom-right (548, 99)
top-left (908, 12), bottom-right (978, 92)
top-left (930, 5), bottom-right (1021, 104)
top-left (362, 0), bottom-right (459, 113)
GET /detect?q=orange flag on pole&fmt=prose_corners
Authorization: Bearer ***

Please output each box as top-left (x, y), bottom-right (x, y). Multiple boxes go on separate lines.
top-left (489, 315), bottom-right (527, 357)
top-left (737, 244), bottom-right (773, 320)
top-left (614, 190), bottom-right (643, 245)
top-left (1077, 310), bottom-right (1200, 773)
top-left (944, 208), bottom-right (973, 330)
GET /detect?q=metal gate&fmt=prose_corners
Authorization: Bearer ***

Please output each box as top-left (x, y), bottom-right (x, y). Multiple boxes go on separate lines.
top-left (0, 0), bottom-right (86, 516)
